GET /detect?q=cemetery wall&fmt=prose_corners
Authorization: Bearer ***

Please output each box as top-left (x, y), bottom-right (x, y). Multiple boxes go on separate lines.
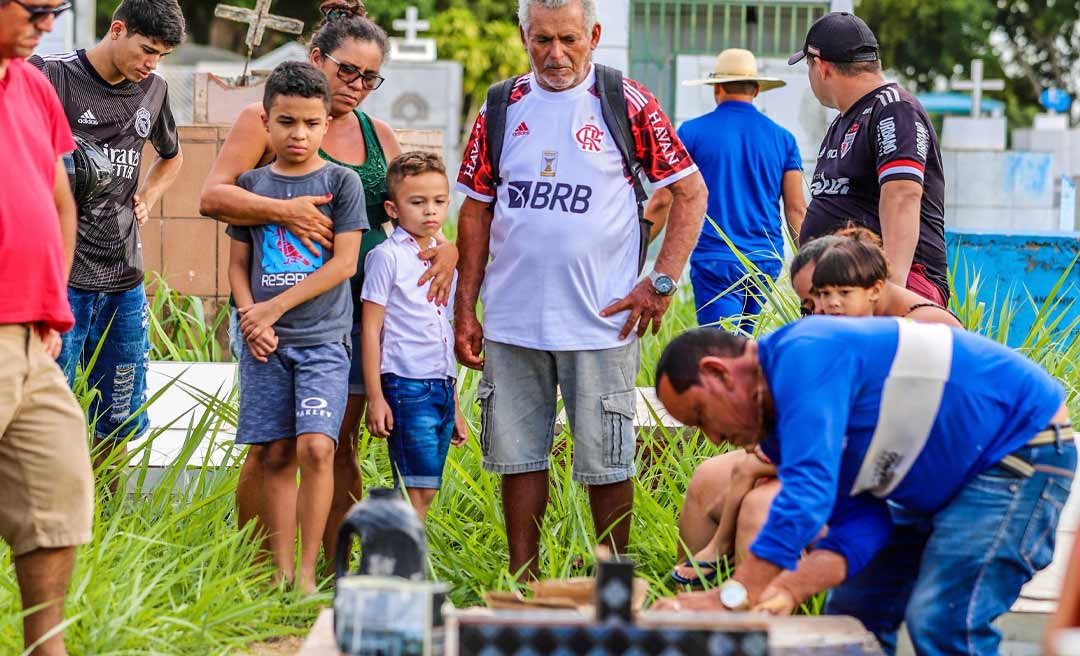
top-left (138, 125), bottom-right (442, 315)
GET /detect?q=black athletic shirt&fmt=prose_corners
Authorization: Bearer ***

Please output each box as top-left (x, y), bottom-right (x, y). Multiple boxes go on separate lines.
top-left (800, 82), bottom-right (947, 300)
top-left (29, 50), bottom-right (179, 293)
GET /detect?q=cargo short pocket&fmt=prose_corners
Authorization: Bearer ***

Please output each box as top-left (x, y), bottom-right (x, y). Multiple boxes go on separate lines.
top-left (601, 390), bottom-right (636, 469)
top-left (1020, 476), bottom-right (1071, 574)
top-left (476, 379), bottom-right (496, 457)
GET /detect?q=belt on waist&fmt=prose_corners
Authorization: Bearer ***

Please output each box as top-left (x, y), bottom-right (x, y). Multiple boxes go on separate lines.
top-left (999, 423), bottom-right (1074, 478)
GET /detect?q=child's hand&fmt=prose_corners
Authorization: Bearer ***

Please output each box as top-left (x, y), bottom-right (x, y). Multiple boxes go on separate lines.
top-left (245, 327), bottom-right (278, 362)
top-left (451, 407), bottom-right (468, 447)
top-left (366, 397), bottom-right (393, 438)
top-left (239, 301), bottom-right (283, 341)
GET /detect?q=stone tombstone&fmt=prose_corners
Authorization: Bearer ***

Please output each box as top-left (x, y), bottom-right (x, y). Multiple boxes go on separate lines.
top-left (360, 61), bottom-right (464, 157)
top-left (941, 116), bottom-right (1007, 151)
top-left (674, 54), bottom-right (836, 171)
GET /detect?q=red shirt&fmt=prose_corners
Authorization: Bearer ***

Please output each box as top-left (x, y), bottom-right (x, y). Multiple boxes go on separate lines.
top-left (0, 58), bottom-right (75, 332)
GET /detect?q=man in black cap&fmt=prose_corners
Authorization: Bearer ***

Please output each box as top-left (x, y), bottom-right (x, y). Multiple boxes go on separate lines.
top-left (789, 12), bottom-right (948, 306)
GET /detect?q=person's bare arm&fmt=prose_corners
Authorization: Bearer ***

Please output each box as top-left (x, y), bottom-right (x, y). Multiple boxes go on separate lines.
top-left (645, 186), bottom-right (673, 243)
top-left (134, 148), bottom-right (184, 226)
top-left (53, 158), bottom-right (76, 275)
top-left (361, 301), bottom-right (392, 438)
top-left (601, 171), bottom-right (707, 339)
top-left (199, 104), bottom-right (333, 254)
top-left (1045, 528), bottom-right (1080, 653)
top-left (453, 197), bottom-right (492, 370)
top-left (239, 230), bottom-right (363, 338)
top-left (879, 179), bottom-right (923, 286)
top-left (754, 550), bottom-right (847, 615)
top-left (710, 454), bottom-right (777, 558)
top-left (781, 170), bottom-right (807, 242)
top-left (228, 238), bottom-right (277, 362)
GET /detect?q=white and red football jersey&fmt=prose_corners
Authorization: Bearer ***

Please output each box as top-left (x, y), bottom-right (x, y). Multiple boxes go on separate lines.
top-left (457, 66), bottom-right (698, 351)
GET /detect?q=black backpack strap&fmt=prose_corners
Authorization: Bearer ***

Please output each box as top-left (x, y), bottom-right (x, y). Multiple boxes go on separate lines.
top-left (595, 64), bottom-right (653, 273)
top-left (484, 77), bottom-right (516, 189)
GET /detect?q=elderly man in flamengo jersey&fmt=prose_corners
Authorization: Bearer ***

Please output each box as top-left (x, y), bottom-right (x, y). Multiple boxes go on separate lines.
top-left (789, 12), bottom-right (949, 306)
top-left (29, 0), bottom-right (185, 480)
top-left (652, 319), bottom-right (1074, 655)
top-left (0, 1), bottom-right (95, 654)
top-left (455, 0), bottom-right (707, 581)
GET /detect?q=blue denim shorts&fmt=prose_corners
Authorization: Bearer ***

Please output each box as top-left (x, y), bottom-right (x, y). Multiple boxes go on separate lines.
top-left (383, 374), bottom-right (455, 489)
top-left (59, 285), bottom-right (150, 441)
top-left (236, 341), bottom-right (350, 444)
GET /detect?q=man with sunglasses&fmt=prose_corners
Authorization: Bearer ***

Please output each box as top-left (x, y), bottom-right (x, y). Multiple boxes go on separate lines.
top-left (29, 0), bottom-right (185, 487)
top-left (0, 2), bottom-right (95, 654)
top-left (788, 12), bottom-right (948, 308)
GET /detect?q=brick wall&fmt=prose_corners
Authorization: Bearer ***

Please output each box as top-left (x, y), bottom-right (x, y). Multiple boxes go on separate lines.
top-left (140, 124), bottom-right (443, 309)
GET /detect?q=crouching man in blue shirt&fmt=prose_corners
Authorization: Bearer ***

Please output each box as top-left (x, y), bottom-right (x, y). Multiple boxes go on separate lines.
top-left (653, 317), bottom-right (1074, 655)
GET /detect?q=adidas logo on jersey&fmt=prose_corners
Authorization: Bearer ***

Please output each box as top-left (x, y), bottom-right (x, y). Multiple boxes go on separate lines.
top-left (77, 110), bottom-right (99, 126)
top-left (512, 122), bottom-right (530, 137)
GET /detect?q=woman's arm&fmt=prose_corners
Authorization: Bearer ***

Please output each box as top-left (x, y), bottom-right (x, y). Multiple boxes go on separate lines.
top-left (239, 230), bottom-right (363, 338)
top-left (199, 104), bottom-right (334, 254)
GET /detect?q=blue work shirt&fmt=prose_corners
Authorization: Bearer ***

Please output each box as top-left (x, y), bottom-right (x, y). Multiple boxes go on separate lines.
top-left (752, 317), bottom-right (1065, 576)
top-left (677, 101), bottom-right (802, 264)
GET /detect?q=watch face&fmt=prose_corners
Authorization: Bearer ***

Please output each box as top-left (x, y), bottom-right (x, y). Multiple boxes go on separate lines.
top-left (719, 581), bottom-right (748, 609)
top-left (654, 275), bottom-right (675, 295)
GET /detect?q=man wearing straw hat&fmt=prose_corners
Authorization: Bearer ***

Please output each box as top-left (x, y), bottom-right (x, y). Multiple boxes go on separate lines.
top-left (647, 48), bottom-right (806, 331)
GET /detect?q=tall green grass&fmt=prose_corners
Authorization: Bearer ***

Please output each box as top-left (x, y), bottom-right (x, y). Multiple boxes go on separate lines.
top-left (2, 250), bottom-right (1077, 653)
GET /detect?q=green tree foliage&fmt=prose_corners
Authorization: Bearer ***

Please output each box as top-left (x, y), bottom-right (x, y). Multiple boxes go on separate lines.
top-left (857, 0), bottom-right (1079, 124)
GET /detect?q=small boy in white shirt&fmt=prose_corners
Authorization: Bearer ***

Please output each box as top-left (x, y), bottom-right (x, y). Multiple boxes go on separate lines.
top-left (362, 151), bottom-right (466, 519)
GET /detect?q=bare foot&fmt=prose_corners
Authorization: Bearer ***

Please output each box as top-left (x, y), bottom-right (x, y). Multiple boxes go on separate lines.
top-left (296, 569), bottom-right (318, 595)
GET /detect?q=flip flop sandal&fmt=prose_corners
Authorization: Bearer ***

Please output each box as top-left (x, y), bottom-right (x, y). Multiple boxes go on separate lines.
top-left (670, 560), bottom-right (720, 586)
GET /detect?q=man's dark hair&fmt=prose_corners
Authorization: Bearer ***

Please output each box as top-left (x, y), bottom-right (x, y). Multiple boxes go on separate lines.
top-left (719, 81), bottom-right (758, 96)
top-left (655, 328), bottom-right (748, 394)
top-left (310, 12), bottom-right (388, 60)
top-left (386, 150), bottom-right (447, 203)
top-left (263, 61), bottom-right (332, 114)
top-left (112, 0), bottom-right (186, 48)
top-left (829, 58), bottom-right (882, 77)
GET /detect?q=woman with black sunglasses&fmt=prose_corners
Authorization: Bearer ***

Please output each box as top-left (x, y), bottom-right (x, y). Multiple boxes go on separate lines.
top-left (200, 6), bottom-right (459, 576)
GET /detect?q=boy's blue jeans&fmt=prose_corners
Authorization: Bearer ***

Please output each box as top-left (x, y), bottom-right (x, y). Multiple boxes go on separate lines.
top-left (825, 441), bottom-right (1076, 655)
top-left (383, 374), bottom-right (455, 489)
top-left (59, 285), bottom-right (150, 440)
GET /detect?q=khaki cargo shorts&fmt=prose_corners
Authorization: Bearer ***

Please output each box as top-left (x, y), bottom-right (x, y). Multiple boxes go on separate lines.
top-left (0, 325), bottom-right (93, 556)
top-left (477, 340), bottom-right (640, 485)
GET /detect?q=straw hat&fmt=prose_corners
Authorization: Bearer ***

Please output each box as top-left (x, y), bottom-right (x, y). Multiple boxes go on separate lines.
top-left (682, 49), bottom-right (786, 91)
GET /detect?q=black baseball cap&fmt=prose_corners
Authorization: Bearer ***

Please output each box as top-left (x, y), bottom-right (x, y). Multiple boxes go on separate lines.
top-left (788, 12), bottom-right (880, 65)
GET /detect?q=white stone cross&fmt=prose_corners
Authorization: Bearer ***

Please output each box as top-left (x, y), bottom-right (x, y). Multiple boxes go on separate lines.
top-left (215, 0), bottom-right (305, 83)
top-left (389, 5), bottom-right (436, 62)
top-left (393, 6), bottom-right (430, 43)
top-left (950, 59), bottom-right (1005, 118)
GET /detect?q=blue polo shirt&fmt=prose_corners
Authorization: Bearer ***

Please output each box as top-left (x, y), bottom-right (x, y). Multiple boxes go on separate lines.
top-left (752, 317), bottom-right (1064, 576)
top-left (677, 101), bottom-right (801, 264)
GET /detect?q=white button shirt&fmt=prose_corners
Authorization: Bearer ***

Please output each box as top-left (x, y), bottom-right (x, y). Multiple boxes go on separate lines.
top-left (361, 227), bottom-right (457, 380)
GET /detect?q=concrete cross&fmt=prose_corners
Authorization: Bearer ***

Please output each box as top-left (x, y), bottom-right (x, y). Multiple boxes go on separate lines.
top-left (215, 0), bottom-right (305, 83)
top-left (951, 59), bottom-right (1005, 118)
top-left (392, 6), bottom-right (430, 43)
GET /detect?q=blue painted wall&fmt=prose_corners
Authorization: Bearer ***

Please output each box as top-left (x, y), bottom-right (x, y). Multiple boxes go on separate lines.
top-left (947, 229), bottom-right (1080, 346)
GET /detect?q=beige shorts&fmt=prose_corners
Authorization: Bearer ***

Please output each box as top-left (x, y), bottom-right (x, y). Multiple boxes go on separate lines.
top-left (0, 325), bottom-right (93, 556)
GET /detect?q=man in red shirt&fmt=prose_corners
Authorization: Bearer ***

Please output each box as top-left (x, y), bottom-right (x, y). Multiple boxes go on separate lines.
top-left (0, 2), bottom-right (95, 654)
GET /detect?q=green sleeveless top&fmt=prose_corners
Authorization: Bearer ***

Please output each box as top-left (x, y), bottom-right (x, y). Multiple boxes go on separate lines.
top-left (319, 110), bottom-right (391, 324)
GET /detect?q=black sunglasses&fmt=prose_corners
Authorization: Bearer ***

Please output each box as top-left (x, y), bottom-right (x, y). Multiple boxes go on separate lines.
top-left (324, 53), bottom-right (385, 91)
top-left (10, 0), bottom-right (72, 25)
top-left (320, 2), bottom-right (366, 20)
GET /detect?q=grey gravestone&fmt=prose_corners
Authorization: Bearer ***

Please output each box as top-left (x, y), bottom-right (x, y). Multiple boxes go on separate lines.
top-left (361, 61), bottom-right (464, 156)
